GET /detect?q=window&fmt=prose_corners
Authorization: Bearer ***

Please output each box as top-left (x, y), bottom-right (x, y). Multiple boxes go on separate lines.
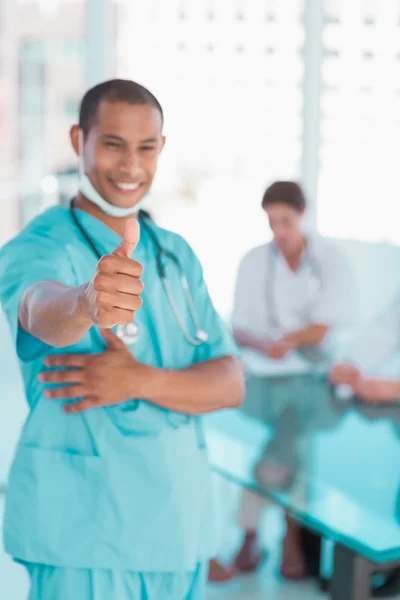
top-left (318, 0), bottom-right (400, 243)
top-left (18, 39), bottom-right (47, 225)
top-left (118, 0), bottom-right (305, 316)
top-left (64, 96), bottom-right (79, 118)
top-left (118, 0), bottom-right (304, 186)
top-left (61, 39), bottom-right (84, 63)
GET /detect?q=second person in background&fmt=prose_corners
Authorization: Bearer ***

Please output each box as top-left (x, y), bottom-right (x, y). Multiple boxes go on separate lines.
top-left (209, 181), bottom-right (356, 582)
top-left (233, 181), bottom-right (355, 364)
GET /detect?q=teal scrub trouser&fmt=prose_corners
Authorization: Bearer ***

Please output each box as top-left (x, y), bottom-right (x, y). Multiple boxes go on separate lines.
top-left (26, 562), bottom-right (207, 600)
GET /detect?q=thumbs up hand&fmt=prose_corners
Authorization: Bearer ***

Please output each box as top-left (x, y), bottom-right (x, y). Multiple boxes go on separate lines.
top-left (83, 218), bottom-right (144, 329)
top-left (112, 218), bottom-right (141, 259)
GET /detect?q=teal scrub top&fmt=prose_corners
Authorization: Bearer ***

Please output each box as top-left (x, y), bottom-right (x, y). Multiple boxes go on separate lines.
top-left (0, 206), bottom-right (239, 571)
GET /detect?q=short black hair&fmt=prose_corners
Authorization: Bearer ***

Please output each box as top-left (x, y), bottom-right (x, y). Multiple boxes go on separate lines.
top-left (79, 79), bottom-right (164, 137)
top-left (261, 181), bottom-right (306, 212)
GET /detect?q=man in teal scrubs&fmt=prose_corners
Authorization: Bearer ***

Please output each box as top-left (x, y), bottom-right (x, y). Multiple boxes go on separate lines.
top-left (0, 79), bottom-right (244, 600)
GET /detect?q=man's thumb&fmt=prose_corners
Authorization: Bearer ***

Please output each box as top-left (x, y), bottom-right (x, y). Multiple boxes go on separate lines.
top-left (112, 218), bottom-right (140, 258)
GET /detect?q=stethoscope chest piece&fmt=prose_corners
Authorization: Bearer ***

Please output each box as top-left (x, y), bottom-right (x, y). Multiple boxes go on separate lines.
top-left (116, 322), bottom-right (140, 345)
top-left (196, 329), bottom-right (209, 342)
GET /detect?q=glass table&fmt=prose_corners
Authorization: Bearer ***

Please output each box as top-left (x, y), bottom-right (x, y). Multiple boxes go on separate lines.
top-left (205, 373), bottom-right (400, 600)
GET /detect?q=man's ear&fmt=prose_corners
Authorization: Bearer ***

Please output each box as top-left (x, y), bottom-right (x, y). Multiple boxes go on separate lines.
top-left (70, 124), bottom-right (80, 156)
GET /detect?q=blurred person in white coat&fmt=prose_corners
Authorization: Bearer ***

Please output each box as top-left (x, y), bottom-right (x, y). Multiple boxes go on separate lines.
top-left (209, 181), bottom-right (356, 582)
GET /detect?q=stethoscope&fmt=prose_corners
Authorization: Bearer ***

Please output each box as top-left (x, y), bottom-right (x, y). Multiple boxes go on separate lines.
top-left (69, 202), bottom-right (209, 346)
top-left (265, 239), bottom-right (323, 338)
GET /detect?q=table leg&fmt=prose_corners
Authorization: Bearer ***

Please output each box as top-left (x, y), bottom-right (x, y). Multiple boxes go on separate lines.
top-left (331, 544), bottom-right (371, 600)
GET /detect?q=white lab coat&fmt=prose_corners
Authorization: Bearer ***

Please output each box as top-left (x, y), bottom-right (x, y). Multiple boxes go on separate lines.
top-left (233, 234), bottom-right (356, 347)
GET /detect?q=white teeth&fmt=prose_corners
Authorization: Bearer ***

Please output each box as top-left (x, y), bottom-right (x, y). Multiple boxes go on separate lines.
top-left (116, 183), bottom-right (140, 191)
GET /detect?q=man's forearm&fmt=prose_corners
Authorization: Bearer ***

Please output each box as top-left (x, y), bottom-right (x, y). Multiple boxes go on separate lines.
top-left (19, 281), bottom-right (93, 348)
top-left (284, 324), bottom-right (329, 347)
top-left (141, 356), bottom-right (245, 415)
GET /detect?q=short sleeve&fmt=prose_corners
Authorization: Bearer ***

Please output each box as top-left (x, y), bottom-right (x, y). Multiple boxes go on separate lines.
top-left (0, 232), bottom-right (77, 362)
top-left (184, 246), bottom-right (241, 364)
top-left (312, 245), bottom-right (357, 328)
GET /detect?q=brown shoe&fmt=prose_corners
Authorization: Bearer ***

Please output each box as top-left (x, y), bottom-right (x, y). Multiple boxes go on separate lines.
top-left (234, 531), bottom-right (266, 573)
top-left (208, 559), bottom-right (235, 583)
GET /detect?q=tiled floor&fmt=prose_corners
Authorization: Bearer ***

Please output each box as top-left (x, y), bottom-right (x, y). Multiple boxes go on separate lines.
top-left (206, 487), bottom-right (326, 600)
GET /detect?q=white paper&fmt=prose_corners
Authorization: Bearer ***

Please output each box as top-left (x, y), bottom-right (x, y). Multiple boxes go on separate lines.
top-left (241, 348), bottom-right (318, 377)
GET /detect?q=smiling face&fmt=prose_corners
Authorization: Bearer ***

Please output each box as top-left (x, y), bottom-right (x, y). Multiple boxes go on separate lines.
top-left (71, 100), bottom-right (165, 209)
